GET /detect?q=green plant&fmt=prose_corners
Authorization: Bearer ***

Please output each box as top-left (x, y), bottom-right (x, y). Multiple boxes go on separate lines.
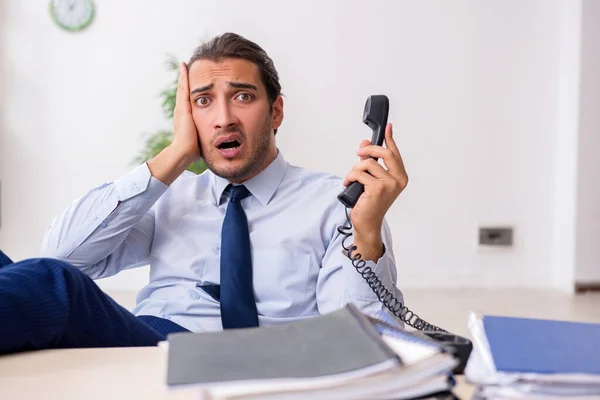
top-left (134, 56), bottom-right (207, 175)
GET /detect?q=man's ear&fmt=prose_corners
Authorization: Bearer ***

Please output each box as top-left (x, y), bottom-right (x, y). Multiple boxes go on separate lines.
top-left (271, 96), bottom-right (284, 130)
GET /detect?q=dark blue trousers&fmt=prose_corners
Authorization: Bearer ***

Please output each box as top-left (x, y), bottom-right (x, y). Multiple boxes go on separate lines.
top-left (0, 250), bottom-right (189, 355)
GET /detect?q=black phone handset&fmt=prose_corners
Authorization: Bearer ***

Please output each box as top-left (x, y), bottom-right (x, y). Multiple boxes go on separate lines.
top-left (338, 95), bottom-right (389, 208)
top-left (337, 95), bottom-right (473, 373)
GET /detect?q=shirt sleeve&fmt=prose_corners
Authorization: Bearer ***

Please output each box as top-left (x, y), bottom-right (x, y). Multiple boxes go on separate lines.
top-left (315, 207), bottom-right (405, 321)
top-left (40, 163), bottom-right (169, 279)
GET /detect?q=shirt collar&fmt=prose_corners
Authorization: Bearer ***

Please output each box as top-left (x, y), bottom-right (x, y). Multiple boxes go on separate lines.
top-left (213, 149), bottom-right (288, 206)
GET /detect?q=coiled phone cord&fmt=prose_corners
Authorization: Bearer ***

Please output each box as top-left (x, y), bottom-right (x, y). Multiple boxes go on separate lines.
top-left (337, 207), bottom-right (447, 333)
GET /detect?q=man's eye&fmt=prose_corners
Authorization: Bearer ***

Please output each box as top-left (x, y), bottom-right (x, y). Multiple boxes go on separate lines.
top-left (236, 93), bottom-right (253, 101)
top-left (196, 97), bottom-right (210, 106)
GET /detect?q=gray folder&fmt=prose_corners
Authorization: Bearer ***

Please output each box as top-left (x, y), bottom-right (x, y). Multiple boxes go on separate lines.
top-left (166, 304), bottom-right (402, 387)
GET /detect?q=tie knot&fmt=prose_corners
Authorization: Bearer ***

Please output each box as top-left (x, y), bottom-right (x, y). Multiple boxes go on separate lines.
top-left (227, 184), bottom-right (251, 203)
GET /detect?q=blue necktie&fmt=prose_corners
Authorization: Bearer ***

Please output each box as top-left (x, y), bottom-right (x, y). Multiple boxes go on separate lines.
top-left (220, 184), bottom-right (259, 329)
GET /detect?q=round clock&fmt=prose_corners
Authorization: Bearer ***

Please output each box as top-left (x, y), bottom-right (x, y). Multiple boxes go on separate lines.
top-left (49, 0), bottom-right (95, 32)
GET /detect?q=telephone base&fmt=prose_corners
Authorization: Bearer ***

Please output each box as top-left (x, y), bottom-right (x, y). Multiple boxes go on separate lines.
top-left (420, 331), bottom-right (473, 374)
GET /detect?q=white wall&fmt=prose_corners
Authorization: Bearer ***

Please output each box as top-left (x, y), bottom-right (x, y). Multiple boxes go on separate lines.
top-left (0, 0), bottom-right (5, 233)
top-left (0, 0), bottom-right (595, 292)
top-left (575, 0), bottom-right (600, 283)
top-left (552, 0), bottom-right (581, 292)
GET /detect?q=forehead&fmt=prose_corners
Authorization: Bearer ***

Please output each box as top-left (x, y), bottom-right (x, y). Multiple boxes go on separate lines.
top-left (188, 58), bottom-right (263, 91)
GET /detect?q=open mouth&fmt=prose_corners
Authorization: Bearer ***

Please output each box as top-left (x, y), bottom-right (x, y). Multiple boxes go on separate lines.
top-left (216, 138), bottom-right (243, 159)
top-left (217, 140), bottom-right (241, 150)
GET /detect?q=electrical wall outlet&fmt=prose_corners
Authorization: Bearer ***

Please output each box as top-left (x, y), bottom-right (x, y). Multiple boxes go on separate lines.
top-left (479, 227), bottom-right (513, 246)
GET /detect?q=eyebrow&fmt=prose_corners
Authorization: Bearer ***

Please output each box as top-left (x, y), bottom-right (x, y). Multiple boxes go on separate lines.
top-left (190, 82), bottom-right (258, 95)
top-left (190, 84), bottom-right (214, 95)
top-left (228, 82), bottom-right (258, 91)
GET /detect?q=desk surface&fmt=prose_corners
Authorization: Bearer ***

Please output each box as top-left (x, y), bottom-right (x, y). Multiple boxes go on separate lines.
top-left (0, 347), bottom-right (476, 399)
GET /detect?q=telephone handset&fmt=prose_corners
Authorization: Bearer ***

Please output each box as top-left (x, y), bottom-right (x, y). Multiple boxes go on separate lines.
top-left (338, 95), bottom-right (389, 208)
top-left (337, 95), bottom-right (472, 373)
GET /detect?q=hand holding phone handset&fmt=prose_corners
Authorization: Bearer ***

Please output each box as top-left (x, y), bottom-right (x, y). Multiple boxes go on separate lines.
top-left (337, 95), bottom-right (474, 374)
top-left (337, 95), bottom-right (444, 332)
top-left (338, 95), bottom-right (389, 208)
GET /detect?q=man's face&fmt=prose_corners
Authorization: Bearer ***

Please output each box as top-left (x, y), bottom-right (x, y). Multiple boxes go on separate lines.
top-left (188, 58), bottom-right (283, 183)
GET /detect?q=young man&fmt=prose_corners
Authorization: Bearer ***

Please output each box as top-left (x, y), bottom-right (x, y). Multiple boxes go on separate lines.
top-left (0, 32), bottom-right (408, 355)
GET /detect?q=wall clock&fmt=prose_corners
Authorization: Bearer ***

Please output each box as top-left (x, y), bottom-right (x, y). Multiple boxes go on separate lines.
top-left (49, 0), bottom-right (95, 32)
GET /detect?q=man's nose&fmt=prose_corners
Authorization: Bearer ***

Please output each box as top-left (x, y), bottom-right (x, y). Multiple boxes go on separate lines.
top-left (213, 99), bottom-right (238, 130)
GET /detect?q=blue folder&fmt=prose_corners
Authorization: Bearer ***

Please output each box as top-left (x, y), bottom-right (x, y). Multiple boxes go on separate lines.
top-left (483, 315), bottom-right (600, 375)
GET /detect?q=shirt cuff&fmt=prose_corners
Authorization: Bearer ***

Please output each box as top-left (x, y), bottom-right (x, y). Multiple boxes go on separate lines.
top-left (113, 162), bottom-right (168, 202)
top-left (57, 164), bottom-right (168, 258)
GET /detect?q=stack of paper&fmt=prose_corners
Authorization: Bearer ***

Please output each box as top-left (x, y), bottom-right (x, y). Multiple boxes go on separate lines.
top-left (165, 304), bottom-right (459, 400)
top-left (465, 312), bottom-right (600, 399)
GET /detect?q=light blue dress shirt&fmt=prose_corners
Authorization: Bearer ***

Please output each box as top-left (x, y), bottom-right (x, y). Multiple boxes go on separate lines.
top-left (41, 150), bottom-right (403, 332)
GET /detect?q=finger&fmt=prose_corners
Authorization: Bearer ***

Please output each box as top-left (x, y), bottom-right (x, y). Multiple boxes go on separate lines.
top-left (175, 62), bottom-right (191, 111)
top-left (383, 123), bottom-right (398, 152)
top-left (358, 139), bottom-right (371, 161)
top-left (357, 126), bottom-right (405, 175)
top-left (357, 145), bottom-right (392, 160)
top-left (342, 159), bottom-right (388, 186)
top-left (356, 145), bottom-right (401, 174)
top-left (343, 170), bottom-right (377, 188)
top-left (383, 123), bottom-right (407, 173)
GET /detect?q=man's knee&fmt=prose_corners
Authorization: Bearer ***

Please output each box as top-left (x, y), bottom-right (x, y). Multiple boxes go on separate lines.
top-left (7, 257), bottom-right (89, 289)
top-left (0, 249), bottom-right (14, 266)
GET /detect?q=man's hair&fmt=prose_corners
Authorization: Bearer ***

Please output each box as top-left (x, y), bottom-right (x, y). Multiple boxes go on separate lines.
top-left (188, 32), bottom-right (282, 134)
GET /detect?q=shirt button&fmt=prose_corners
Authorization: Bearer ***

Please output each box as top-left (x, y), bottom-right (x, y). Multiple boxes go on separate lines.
top-left (133, 184), bottom-right (140, 191)
top-left (189, 290), bottom-right (201, 300)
